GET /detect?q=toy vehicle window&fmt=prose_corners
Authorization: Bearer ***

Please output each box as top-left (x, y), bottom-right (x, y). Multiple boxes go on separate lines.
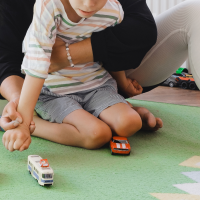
top-left (113, 139), bottom-right (128, 144)
top-left (42, 174), bottom-right (53, 179)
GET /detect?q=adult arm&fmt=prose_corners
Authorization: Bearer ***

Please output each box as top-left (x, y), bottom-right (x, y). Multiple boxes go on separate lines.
top-left (1, 76), bottom-right (23, 102)
top-left (0, 0), bottom-right (155, 91)
top-left (49, 0), bottom-right (157, 97)
top-left (0, 0), bottom-right (92, 134)
top-left (0, 0), bottom-right (156, 130)
top-left (2, 75), bottom-right (44, 151)
top-left (91, 0), bottom-right (157, 71)
top-left (50, 0), bottom-right (157, 72)
top-left (0, 75), bottom-right (35, 133)
top-left (49, 37), bottom-right (93, 72)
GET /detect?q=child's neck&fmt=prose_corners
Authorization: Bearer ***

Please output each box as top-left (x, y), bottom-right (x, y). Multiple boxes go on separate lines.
top-left (61, 0), bottom-right (83, 23)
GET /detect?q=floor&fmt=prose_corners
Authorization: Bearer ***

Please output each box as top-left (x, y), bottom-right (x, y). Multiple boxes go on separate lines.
top-left (132, 86), bottom-right (200, 107)
top-left (0, 86), bottom-right (199, 116)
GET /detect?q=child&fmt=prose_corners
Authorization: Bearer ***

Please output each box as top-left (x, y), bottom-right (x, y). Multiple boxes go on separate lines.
top-left (3, 0), bottom-right (162, 151)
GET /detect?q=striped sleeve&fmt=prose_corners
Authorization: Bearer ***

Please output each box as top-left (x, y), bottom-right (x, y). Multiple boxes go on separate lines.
top-left (115, 0), bottom-right (124, 24)
top-left (21, 0), bottom-right (58, 79)
top-left (107, 0), bottom-right (124, 25)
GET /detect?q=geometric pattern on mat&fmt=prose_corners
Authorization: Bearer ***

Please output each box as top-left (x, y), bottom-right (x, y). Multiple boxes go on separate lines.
top-left (179, 156), bottom-right (200, 169)
top-left (150, 193), bottom-right (200, 200)
top-left (151, 156), bottom-right (200, 199)
top-left (1, 100), bottom-right (199, 200)
top-left (182, 172), bottom-right (200, 183)
top-left (174, 183), bottom-right (200, 195)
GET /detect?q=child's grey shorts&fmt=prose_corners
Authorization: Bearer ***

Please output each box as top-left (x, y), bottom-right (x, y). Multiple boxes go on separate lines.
top-left (35, 78), bottom-right (128, 123)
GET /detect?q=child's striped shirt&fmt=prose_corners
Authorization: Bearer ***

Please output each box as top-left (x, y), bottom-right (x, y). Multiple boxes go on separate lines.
top-left (22, 0), bottom-right (124, 95)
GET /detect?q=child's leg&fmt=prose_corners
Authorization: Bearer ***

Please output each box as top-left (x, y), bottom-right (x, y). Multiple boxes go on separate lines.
top-left (32, 109), bottom-right (112, 149)
top-left (99, 103), bottom-right (142, 137)
top-left (132, 106), bottom-right (163, 131)
top-left (33, 86), bottom-right (113, 149)
top-left (80, 79), bottom-right (142, 137)
top-left (126, 101), bottom-right (163, 131)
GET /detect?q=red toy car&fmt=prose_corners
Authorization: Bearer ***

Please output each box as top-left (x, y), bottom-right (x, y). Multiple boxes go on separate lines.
top-left (110, 136), bottom-right (131, 155)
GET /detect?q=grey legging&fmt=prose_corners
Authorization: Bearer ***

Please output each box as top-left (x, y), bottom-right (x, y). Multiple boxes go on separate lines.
top-left (125, 0), bottom-right (200, 89)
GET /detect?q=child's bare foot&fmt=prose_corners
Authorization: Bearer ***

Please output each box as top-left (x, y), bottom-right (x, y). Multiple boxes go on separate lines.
top-left (126, 101), bottom-right (163, 131)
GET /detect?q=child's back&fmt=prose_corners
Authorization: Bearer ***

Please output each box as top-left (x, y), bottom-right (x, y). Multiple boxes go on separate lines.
top-left (22, 0), bottom-right (124, 95)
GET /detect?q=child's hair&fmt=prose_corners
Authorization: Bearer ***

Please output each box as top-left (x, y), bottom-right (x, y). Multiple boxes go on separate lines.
top-left (0, 0), bottom-right (5, 26)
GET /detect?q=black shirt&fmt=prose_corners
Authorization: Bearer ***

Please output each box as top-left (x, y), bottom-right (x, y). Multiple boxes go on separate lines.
top-left (0, 0), bottom-right (157, 85)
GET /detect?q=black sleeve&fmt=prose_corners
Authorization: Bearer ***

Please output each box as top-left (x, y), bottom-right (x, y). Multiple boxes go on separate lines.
top-left (91, 0), bottom-right (157, 71)
top-left (0, 0), bottom-right (35, 85)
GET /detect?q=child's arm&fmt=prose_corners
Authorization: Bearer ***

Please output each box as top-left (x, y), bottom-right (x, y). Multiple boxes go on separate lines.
top-left (2, 0), bottom-right (62, 151)
top-left (17, 75), bottom-right (44, 126)
top-left (109, 71), bottom-right (143, 97)
top-left (2, 75), bottom-right (44, 151)
top-left (2, 0), bottom-right (58, 151)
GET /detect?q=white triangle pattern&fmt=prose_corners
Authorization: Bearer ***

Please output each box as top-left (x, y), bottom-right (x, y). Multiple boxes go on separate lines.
top-left (182, 171), bottom-right (200, 183)
top-left (174, 157), bottom-right (200, 196)
top-left (174, 183), bottom-right (200, 195)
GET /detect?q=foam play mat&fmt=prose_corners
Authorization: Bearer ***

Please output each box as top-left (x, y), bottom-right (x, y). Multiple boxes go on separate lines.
top-left (0, 99), bottom-right (200, 200)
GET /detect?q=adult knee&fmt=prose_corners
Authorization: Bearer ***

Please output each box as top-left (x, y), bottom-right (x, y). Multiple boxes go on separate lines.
top-left (83, 121), bottom-right (112, 150)
top-left (114, 112), bottom-right (142, 137)
top-left (181, 0), bottom-right (200, 19)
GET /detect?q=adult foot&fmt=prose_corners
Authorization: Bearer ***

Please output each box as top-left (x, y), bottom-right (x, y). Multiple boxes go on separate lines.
top-left (126, 102), bottom-right (163, 131)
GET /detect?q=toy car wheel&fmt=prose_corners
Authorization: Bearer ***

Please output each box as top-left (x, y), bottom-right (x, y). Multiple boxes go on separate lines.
top-left (168, 82), bottom-right (174, 87)
top-left (189, 82), bottom-right (197, 90)
top-left (111, 149), bottom-right (115, 155)
top-left (180, 81), bottom-right (188, 89)
top-left (29, 170), bottom-right (31, 174)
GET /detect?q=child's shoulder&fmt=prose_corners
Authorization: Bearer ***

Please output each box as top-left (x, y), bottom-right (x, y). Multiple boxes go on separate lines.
top-left (35, 0), bottom-right (65, 18)
top-left (35, 0), bottom-right (63, 11)
top-left (95, 0), bottom-right (123, 22)
top-left (103, 0), bottom-right (122, 9)
top-left (98, 0), bottom-right (123, 15)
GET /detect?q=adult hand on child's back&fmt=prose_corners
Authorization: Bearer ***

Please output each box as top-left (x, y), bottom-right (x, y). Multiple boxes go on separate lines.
top-left (2, 123), bottom-right (31, 152)
top-left (1, 97), bottom-right (35, 134)
top-left (49, 37), bottom-right (69, 73)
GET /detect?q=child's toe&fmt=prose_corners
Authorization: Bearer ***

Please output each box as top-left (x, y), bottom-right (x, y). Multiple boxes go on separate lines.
top-left (156, 118), bottom-right (163, 128)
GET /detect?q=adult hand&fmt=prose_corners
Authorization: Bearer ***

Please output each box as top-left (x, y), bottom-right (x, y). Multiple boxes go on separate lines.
top-left (49, 37), bottom-right (69, 73)
top-left (1, 97), bottom-right (35, 134)
top-left (123, 78), bottom-right (143, 97)
top-left (2, 122), bottom-right (31, 152)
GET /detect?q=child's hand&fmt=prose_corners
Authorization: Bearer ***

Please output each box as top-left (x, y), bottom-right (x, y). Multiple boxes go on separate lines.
top-left (123, 78), bottom-right (143, 97)
top-left (2, 122), bottom-right (31, 152)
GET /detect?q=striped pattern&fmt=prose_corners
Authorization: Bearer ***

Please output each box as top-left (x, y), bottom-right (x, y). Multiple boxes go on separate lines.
top-left (22, 0), bottom-right (124, 95)
top-left (35, 78), bottom-right (127, 123)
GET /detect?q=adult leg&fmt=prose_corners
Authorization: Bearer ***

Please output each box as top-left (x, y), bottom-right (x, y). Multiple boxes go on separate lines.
top-left (125, 0), bottom-right (200, 89)
top-left (32, 110), bottom-right (112, 150)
